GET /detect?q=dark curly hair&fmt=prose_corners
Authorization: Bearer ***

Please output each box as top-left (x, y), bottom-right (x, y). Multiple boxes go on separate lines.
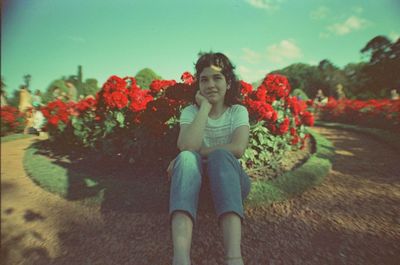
top-left (193, 52), bottom-right (242, 106)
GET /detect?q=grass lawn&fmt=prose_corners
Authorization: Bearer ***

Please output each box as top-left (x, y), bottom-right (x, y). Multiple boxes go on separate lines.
top-left (23, 128), bottom-right (334, 208)
top-left (1, 133), bottom-right (32, 143)
top-left (246, 129), bottom-right (334, 206)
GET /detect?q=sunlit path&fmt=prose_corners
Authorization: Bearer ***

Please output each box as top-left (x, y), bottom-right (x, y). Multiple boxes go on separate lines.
top-left (1, 127), bottom-right (400, 264)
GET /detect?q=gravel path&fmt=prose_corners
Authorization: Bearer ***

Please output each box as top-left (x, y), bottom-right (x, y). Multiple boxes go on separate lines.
top-left (1, 127), bottom-right (400, 265)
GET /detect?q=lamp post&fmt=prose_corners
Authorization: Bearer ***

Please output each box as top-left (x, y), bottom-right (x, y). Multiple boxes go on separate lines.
top-left (23, 74), bottom-right (32, 89)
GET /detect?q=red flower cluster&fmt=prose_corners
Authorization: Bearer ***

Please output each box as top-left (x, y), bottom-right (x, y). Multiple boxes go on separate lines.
top-left (149, 80), bottom-right (177, 95)
top-left (242, 74), bottom-right (313, 146)
top-left (1, 106), bottom-right (26, 135)
top-left (240, 81), bottom-right (253, 96)
top-left (94, 73), bottom-right (195, 135)
top-left (41, 100), bottom-right (70, 127)
top-left (97, 75), bottom-right (154, 115)
top-left (258, 74), bottom-right (291, 103)
top-left (181, 71), bottom-right (194, 85)
top-left (76, 97), bottom-right (97, 113)
top-left (318, 98), bottom-right (400, 132)
top-left (245, 99), bottom-right (277, 123)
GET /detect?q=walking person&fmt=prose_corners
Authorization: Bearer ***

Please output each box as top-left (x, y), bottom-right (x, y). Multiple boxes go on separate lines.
top-left (167, 52), bottom-right (251, 265)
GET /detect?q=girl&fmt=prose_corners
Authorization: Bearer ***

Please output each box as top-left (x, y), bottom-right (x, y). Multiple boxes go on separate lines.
top-left (168, 52), bottom-right (251, 265)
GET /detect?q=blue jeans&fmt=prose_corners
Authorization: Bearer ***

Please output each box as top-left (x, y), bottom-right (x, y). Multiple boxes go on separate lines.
top-left (169, 149), bottom-right (251, 224)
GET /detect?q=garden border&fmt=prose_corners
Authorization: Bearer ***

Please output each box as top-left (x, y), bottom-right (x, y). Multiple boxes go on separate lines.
top-left (315, 121), bottom-right (400, 153)
top-left (23, 129), bottom-right (334, 207)
top-left (1, 133), bottom-right (32, 143)
top-left (246, 128), bottom-right (334, 206)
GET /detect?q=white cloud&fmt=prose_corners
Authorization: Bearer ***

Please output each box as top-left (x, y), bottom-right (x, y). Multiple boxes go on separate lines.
top-left (245, 0), bottom-right (282, 10)
top-left (389, 31), bottom-right (400, 42)
top-left (327, 16), bottom-right (368, 35)
top-left (266, 39), bottom-right (303, 63)
top-left (236, 40), bottom-right (303, 82)
top-left (241, 48), bottom-right (262, 64)
top-left (310, 6), bottom-right (330, 20)
top-left (237, 65), bottom-right (270, 83)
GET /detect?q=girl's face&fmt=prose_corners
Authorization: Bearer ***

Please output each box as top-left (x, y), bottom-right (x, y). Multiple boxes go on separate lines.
top-left (198, 65), bottom-right (228, 105)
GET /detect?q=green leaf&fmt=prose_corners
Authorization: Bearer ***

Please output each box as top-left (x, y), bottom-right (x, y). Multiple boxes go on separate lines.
top-left (115, 111), bottom-right (125, 127)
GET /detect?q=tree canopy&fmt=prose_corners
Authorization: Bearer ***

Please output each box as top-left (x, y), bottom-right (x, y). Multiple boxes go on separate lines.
top-left (135, 68), bottom-right (162, 89)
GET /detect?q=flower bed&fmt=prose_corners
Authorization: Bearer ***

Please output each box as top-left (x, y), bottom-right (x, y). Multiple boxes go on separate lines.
top-left (41, 72), bottom-right (314, 177)
top-left (1, 106), bottom-right (26, 136)
top-left (317, 98), bottom-right (400, 133)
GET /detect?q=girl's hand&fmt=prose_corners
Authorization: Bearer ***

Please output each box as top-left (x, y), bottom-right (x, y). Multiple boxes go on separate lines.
top-left (195, 91), bottom-right (211, 108)
top-left (166, 158), bottom-right (176, 181)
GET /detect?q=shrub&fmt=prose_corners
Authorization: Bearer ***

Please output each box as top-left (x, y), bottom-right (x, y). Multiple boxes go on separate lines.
top-left (1, 106), bottom-right (26, 136)
top-left (317, 97), bottom-right (400, 132)
top-left (42, 71), bottom-right (314, 176)
top-left (291, 88), bottom-right (309, 101)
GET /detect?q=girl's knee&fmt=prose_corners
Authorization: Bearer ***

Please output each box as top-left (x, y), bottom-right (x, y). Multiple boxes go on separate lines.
top-left (208, 148), bottom-right (233, 161)
top-left (176, 150), bottom-right (202, 165)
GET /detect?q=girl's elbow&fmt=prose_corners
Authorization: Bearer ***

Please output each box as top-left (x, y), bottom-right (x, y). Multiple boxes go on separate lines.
top-left (234, 146), bottom-right (246, 159)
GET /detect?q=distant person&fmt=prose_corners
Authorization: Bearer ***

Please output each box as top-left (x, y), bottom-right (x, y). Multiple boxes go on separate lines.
top-left (32, 90), bottom-right (43, 107)
top-left (32, 106), bottom-right (45, 135)
top-left (66, 81), bottom-right (78, 102)
top-left (26, 105), bottom-right (45, 136)
top-left (1, 89), bottom-right (8, 106)
top-left (390, 89), bottom-right (399, 100)
top-left (52, 87), bottom-right (62, 101)
top-left (314, 89), bottom-right (327, 106)
top-left (18, 85), bottom-right (32, 112)
top-left (336, 83), bottom-right (346, 100)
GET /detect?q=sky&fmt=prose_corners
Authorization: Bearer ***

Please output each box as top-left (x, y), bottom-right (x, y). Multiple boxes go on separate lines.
top-left (2, 0), bottom-right (400, 93)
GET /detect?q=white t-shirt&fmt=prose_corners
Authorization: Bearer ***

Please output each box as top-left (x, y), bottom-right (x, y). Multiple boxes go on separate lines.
top-left (180, 104), bottom-right (249, 148)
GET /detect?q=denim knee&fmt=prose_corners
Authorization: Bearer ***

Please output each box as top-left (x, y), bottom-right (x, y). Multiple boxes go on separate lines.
top-left (208, 148), bottom-right (235, 162)
top-left (206, 148), bottom-right (251, 220)
top-left (169, 150), bottom-right (203, 223)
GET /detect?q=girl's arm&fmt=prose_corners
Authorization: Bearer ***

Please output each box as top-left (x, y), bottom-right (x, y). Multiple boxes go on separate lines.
top-left (177, 92), bottom-right (212, 151)
top-left (199, 125), bottom-right (249, 159)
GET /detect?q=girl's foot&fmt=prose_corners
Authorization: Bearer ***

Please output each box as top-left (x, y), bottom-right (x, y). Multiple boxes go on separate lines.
top-left (224, 256), bottom-right (244, 265)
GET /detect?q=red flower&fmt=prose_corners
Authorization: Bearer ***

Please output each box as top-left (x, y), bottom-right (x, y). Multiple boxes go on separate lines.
top-left (129, 89), bottom-right (153, 112)
top-left (110, 91), bottom-right (128, 109)
top-left (181, 71), bottom-right (194, 85)
top-left (258, 74), bottom-right (291, 101)
top-left (41, 99), bottom-right (71, 127)
top-left (240, 81), bottom-right (253, 95)
top-left (48, 116), bottom-right (60, 126)
top-left (277, 117), bottom-right (290, 135)
top-left (290, 127), bottom-right (300, 145)
top-left (149, 79), bottom-right (177, 95)
top-left (244, 98), bottom-right (277, 122)
top-left (301, 111), bottom-right (314, 126)
top-left (76, 97), bottom-right (97, 113)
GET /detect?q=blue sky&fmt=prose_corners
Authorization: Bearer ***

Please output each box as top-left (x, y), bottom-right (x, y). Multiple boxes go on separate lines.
top-left (2, 0), bottom-right (399, 93)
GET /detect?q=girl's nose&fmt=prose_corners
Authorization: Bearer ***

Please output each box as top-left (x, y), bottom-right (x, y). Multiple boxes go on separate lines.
top-left (207, 79), bottom-right (216, 88)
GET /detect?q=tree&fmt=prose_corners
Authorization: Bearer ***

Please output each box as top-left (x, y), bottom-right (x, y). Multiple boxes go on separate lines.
top-left (1, 76), bottom-right (5, 90)
top-left (360, 35), bottom-right (400, 97)
top-left (42, 79), bottom-right (70, 104)
top-left (135, 68), bottom-right (162, 89)
top-left (271, 63), bottom-right (329, 98)
top-left (80, 78), bottom-right (100, 97)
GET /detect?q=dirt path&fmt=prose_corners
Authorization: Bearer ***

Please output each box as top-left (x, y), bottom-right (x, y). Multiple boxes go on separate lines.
top-left (1, 127), bottom-right (400, 265)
